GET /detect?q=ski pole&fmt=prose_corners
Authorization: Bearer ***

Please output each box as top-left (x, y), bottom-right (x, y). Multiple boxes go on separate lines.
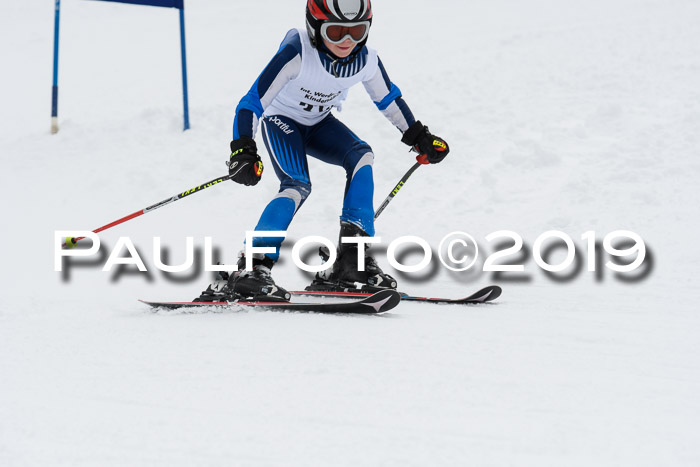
top-left (374, 155), bottom-right (428, 219)
top-left (62, 173), bottom-right (234, 249)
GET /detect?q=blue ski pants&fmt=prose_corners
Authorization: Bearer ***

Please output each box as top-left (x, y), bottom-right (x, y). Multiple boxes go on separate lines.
top-left (250, 113), bottom-right (375, 261)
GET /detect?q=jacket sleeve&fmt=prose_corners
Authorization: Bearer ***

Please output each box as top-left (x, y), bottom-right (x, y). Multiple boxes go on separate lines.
top-left (362, 56), bottom-right (416, 133)
top-left (233, 30), bottom-right (303, 139)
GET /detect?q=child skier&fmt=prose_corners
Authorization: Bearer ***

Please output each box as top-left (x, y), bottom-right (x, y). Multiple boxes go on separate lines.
top-left (197, 0), bottom-right (449, 302)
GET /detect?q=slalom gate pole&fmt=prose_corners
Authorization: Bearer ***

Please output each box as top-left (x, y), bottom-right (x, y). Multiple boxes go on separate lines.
top-left (179, 6), bottom-right (190, 131)
top-left (62, 173), bottom-right (233, 249)
top-left (51, 0), bottom-right (61, 134)
top-left (374, 155), bottom-right (427, 220)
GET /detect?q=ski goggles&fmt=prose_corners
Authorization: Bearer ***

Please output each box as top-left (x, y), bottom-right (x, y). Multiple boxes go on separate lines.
top-left (320, 21), bottom-right (370, 44)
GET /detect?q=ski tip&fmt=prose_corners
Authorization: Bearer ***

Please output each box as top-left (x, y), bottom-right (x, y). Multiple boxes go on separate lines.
top-left (466, 285), bottom-right (502, 303)
top-left (360, 289), bottom-right (402, 313)
top-left (487, 285), bottom-right (503, 301)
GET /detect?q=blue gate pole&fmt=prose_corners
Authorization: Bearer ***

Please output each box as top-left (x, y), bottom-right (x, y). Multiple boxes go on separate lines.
top-left (179, 6), bottom-right (190, 131)
top-left (51, 0), bottom-right (61, 134)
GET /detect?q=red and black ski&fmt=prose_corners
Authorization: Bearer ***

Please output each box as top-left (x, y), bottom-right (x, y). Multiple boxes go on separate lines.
top-left (291, 285), bottom-right (502, 305)
top-left (139, 289), bottom-right (401, 314)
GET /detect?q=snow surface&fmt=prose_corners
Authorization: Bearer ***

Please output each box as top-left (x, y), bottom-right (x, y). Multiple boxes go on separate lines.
top-left (2, 0), bottom-right (699, 465)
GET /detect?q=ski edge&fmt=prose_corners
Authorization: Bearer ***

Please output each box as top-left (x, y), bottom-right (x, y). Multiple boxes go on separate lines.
top-left (290, 285), bottom-right (502, 305)
top-left (139, 289), bottom-right (402, 314)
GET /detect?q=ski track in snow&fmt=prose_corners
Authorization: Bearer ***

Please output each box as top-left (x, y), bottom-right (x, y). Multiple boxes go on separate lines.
top-left (1, 0), bottom-right (699, 465)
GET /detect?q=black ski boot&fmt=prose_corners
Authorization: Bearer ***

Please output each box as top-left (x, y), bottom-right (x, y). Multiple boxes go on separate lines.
top-left (307, 222), bottom-right (398, 293)
top-left (194, 255), bottom-right (290, 302)
top-left (228, 253), bottom-right (291, 302)
top-left (193, 269), bottom-right (231, 302)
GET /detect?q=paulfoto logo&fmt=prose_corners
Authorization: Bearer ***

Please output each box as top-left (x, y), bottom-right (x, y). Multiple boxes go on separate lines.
top-left (55, 229), bottom-right (652, 282)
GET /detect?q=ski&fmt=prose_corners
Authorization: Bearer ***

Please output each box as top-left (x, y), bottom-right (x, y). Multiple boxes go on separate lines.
top-left (139, 289), bottom-right (401, 314)
top-left (290, 285), bottom-right (502, 305)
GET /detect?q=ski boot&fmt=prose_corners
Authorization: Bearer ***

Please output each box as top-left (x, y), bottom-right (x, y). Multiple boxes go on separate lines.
top-left (194, 254), bottom-right (291, 302)
top-left (306, 222), bottom-right (398, 293)
top-left (193, 268), bottom-right (231, 302)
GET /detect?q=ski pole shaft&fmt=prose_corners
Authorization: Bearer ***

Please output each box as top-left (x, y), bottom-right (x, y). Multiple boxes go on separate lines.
top-left (62, 173), bottom-right (233, 248)
top-left (374, 160), bottom-right (424, 219)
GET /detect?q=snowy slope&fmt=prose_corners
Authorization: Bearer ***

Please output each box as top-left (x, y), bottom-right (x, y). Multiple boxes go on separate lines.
top-left (1, 0), bottom-right (699, 466)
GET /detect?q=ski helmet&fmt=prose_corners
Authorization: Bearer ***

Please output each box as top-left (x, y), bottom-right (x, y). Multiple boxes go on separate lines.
top-left (306, 0), bottom-right (373, 53)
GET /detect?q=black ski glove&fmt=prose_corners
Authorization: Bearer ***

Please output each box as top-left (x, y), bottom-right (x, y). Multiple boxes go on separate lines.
top-left (228, 136), bottom-right (263, 186)
top-left (401, 121), bottom-right (450, 164)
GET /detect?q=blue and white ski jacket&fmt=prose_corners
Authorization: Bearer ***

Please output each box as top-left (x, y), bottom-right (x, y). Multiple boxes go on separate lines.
top-left (233, 28), bottom-right (416, 139)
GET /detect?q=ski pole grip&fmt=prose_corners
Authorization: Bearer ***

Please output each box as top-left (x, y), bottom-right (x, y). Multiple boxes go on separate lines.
top-left (416, 154), bottom-right (429, 165)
